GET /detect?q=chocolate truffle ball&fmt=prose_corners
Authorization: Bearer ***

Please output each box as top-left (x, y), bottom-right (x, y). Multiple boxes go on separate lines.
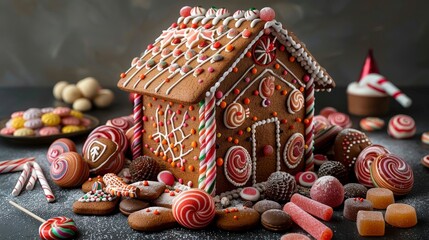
top-left (318, 161), bottom-right (349, 184)
top-left (265, 171), bottom-right (297, 202)
top-left (129, 156), bottom-right (160, 182)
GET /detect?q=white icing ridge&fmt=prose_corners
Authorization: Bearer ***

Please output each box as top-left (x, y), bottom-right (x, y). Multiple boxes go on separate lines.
top-left (347, 82), bottom-right (387, 97)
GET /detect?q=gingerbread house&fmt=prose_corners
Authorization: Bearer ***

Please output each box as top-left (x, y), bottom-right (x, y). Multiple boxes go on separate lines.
top-left (117, 6), bottom-right (335, 195)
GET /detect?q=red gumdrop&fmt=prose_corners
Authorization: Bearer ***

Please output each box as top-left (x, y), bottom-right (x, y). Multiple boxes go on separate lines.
top-left (180, 6), bottom-right (192, 17)
top-left (157, 170), bottom-right (175, 186)
top-left (260, 7), bottom-right (276, 21)
top-left (263, 145), bottom-right (274, 156)
top-left (310, 176), bottom-right (344, 208)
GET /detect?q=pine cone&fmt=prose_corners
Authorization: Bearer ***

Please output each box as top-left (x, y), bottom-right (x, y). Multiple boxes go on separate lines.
top-left (265, 171), bottom-right (297, 202)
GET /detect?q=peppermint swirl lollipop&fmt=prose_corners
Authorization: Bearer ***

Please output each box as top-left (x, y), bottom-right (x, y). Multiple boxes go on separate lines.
top-left (106, 117), bottom-right (130, 132)
top-left (39, 217), bottom-right (78, 240)
top-left (287, 90), bottom-right (304, 114)
top-left (224, 146), bottom-right (252, 186)
top-left (360, 117), bottom-right (385, 132)
top-left (354, 145), bottom-right (390, 188)
top-left (328, 112), bottom-right (352, 128)
top-left (370, 153), bottom-right (414, 195)
top-left (223, 103), bottom-right (247, 129)
top-left (259, 76), bottom-right (275, 98)
top-left (172, 189), bottom-right (215, 229)
top-left (388, 114), bottom-right (416, 139)
top-left (9, 201), bottom-right (78, 240)
top-left (283, 133), bottom-right (305, 169)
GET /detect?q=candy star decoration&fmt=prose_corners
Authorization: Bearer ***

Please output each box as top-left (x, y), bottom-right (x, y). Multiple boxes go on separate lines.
top-left (9, 201), bottom-right (78, 240)
top-left (358, 49), bottom-right (412, 108)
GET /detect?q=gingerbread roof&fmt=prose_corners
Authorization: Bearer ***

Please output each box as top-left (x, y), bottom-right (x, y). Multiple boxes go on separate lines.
top-left (118, 7), bottom-right (335, 104)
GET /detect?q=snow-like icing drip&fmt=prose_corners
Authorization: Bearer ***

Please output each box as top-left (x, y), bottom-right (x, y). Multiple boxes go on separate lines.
top-left (244, 9), bottom-right (259, 20)
top-left (190, 6), bottom-right (206, 16)
top-left (233, 10), bottom-right (244, 19)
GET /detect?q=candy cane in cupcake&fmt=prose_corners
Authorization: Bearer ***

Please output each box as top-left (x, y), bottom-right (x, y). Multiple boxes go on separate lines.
top-left (172, 189), bottom-right (215, 229)
top-left (359, 73), bottom-right (412, 108)
top-left (388, 114), bottom-right (416, 139)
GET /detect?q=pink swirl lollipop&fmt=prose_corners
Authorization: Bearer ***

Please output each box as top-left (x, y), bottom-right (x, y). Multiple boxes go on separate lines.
top-left (172, 189), bottom-right (215, 229)
top-left (295, 171), bottom-right (318, 187)
top-left (354, 145), bottom-right (390, 188)
top-left (388, 114), bottom-right (416, 139)
top-left (106, 117), bottom-right (131, 132)
top-left (224, 146), bottom-right (252, 186)
top-left (223, 103), bottom-right (247, 129)
top-left (83, 125), bottom-right (128, 154)
top-left (371, 153), bottom-right (414, 195)
top-left (313, 115), bottom-right (330, 135)
top-left (9, 201), bottom-right (78, 240)
top-left (319, 107), bottom-right (337, 118)
top-left (283, 133), bottom-right (305, 169)
top-left (47, 138), bottom-right (76, 164)
top-left (328, 112), bottom-right (352, 128)
top-left (259, 76), bottom-right (275, 98)
top-left (287, 89), bottom-right (304, 114)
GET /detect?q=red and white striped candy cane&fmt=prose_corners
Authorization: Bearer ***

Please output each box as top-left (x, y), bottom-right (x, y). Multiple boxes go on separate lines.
top-left (204, 95), bottom-right (216, 195)
top-left (0, 157), bottom-right (35, 174)
top-left (359, 73), bottom-right (412, 108)
top-left (11, 162), bottom-right (32, 196)
top-left (304, 76), bottom-right (315, 171)
top-left (198, 99), bottom-right (207, 190)
top-left (132, 94), bottom-right (143, 160)
top-left (32, 162), bottom-right (55, 203)
top-left (26, 166), bottom-right (38, 190)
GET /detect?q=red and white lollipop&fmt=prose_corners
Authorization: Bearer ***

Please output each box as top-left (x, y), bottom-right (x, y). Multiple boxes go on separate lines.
top-left (388, 114), bottom-right (416, 139)
top-left (328, 112), bottom-right (352, 128)
top-left (172, 189), bottom-right (215, 229)
top-left (9, 201), bottom-right (78, 240)
top-left (295, 171), bottom-right (318, 187)
top-left (354, 145), bottom-right (390, 188)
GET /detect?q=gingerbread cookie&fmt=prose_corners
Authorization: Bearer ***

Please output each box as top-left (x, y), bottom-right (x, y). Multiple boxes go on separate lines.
top-left (334, 128), bottom-right (372, 170)
top-left (73, 182), bottom-right (119, 215)
top-left (215, 207), bottom-right (260, 231)
top-left (128, 207), bottom-right (177, 231)
top-left (130, 180), bottom-right (166, 201)
top-left (81, 176), bottom-right (104, 193)
top-left (83, 137), bottom-right (120, 175)
top-left (152, 189), bottom-right (182, 208)
top-left (119, 198), bottom-right (150, 216)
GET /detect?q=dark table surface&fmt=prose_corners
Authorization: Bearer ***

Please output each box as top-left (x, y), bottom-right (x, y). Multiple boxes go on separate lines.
top-left (0, 87), bottom-right (428, 240)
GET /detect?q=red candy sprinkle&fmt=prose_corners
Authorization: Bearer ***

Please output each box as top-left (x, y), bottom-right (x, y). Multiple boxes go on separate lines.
top-left (213, 41), bottom-right (221, 49)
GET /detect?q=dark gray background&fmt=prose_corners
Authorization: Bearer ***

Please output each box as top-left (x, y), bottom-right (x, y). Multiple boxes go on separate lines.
top-left (1, 0), bottom-right (428, 87)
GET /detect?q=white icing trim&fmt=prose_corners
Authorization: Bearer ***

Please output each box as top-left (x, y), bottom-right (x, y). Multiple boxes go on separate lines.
top-left (251, 117), bottom-right (280, 185)
top-left (250, 19), bottom-right (262, 28)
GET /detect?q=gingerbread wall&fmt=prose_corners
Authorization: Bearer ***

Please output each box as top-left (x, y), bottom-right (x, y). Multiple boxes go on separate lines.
top-left (214, 32), bottom-right (309, 194)
top-left (140, 95), bottom-right (201, 189)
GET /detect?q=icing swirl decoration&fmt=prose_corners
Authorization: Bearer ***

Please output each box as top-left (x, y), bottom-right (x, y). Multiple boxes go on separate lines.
top-left (283, 133), bottom-right (305, 169)
top-left (259, 76), bottom-right (275, 99)
top-left (172, 189), bottom-right (215, 229)
top-left (190, 6), bottom-right (206, 16)
top-left (244, 8), bottom-right (260, 20)
top-left (205, 7), bottom-right (216, 17)
top-left (224, 146), bottom-right (252, 186)
top-left (287, 89), bottom-right (304, 114)
top-left (370, 153), bottom-right (414, 195)
top-left (354, 145), bottom-right (390, 188)
top-left (39, 217), bottom-right (78, 240)
top-left (233, 10), bottom-right (244, 19)
top-left (223, 103), bottom-right (247, 129)
top-left (252, 35), bottom-right (276, 66)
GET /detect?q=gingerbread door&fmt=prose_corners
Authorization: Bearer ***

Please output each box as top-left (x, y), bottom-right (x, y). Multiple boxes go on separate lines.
top-left (251, 117), bottom-right (281, 184)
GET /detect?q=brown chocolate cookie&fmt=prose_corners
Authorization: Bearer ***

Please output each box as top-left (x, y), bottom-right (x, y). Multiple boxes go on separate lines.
top-left (128, 207), bottom-right (177, 231)
top-left (130, 181), bottom-right (166, 201)
top-left (253, 200), bottom-right (282, 214)
top-left (215, 207), bottom-right (260, 231)
top-left (261, 209), bottom-right (293, 232)
top-left (119, 198), bottom-right (150, 216)
top-left (334, 128), bottom-right (372, 170)
top-left (83, 137), bottom-right (119, 175)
